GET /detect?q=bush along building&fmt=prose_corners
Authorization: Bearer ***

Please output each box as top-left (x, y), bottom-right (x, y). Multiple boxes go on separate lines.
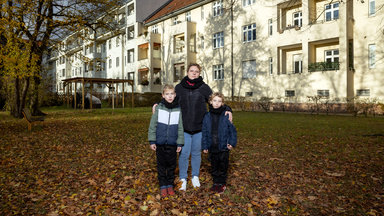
top-left (44, 0), bottom-right (384, 113)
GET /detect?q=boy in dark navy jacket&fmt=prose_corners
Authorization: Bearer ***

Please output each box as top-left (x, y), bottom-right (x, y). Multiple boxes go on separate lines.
top-left (148, 84), bottom-right (184, 197)
top-left (202, 92), bottom-right (237, 193)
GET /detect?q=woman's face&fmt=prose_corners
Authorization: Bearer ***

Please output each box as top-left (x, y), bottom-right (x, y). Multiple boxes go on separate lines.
top-left (187, 66), bottom-right (200, 80)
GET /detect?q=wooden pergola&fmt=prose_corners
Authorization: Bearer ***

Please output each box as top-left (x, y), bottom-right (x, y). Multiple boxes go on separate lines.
top-left (62, 77), bottom-right (134, 110)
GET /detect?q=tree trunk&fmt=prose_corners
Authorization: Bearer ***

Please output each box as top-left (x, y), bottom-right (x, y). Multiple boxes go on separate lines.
top-left (31, 75), bottom-right (43, 115)
top-left (11, 77), bottom-right (21, 118)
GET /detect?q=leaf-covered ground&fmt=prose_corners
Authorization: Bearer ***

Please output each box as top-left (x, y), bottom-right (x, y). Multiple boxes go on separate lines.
top-left (1, 108), bottom-right (383, 215)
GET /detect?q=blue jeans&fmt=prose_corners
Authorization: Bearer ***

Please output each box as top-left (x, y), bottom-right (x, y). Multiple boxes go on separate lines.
top-left (179, 132), bottom-right (202, 180)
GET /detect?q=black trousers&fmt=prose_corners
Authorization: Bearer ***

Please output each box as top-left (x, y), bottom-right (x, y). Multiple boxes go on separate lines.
top-left (209, 151), bottom-right (229, 184)
top-left (156, 144), bottom-right (177, 187)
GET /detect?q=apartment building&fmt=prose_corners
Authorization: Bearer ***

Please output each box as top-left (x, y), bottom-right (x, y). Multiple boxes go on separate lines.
top-left (142, 0), bottom-right (384, 102)
top-left (44, 0), bottom-right (168, 94)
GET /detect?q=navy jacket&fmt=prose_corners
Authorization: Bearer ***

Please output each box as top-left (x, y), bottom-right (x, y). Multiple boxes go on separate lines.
top-left (202, 111), bottom-right (237, 151)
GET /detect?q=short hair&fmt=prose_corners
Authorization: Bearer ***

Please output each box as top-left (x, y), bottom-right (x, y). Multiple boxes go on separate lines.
top-left (162, 84), bottom-right (175, 94)
top-left (187, 63), bottom-right (201, 72)
top-left (209, 92), bottom-right (225, 103)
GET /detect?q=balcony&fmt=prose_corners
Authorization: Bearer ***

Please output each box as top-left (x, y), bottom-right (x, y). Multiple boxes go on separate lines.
top-left (308, 62), bottom-right (340, 72)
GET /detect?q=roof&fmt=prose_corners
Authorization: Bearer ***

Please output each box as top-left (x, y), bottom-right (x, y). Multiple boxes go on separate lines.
top-left (144, 0), bottom-right (205, 24)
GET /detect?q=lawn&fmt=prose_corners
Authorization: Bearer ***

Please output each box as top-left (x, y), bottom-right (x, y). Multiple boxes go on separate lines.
top-left (0, 107), bottom-right (383, 215)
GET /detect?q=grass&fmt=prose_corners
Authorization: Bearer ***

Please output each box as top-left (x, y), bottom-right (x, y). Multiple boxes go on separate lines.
top-left (0, 107), bottom-right (383, 215)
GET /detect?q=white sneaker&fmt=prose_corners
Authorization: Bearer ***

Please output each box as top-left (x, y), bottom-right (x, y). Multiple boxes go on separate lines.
top-left (179, 179), bottom-right (187, 191)
top-left (191, 176), bottom-right (200, 188)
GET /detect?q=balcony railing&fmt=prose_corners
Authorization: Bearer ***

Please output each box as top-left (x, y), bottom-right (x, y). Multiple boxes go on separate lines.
top-left (308, 62), bottom-right (340, 72)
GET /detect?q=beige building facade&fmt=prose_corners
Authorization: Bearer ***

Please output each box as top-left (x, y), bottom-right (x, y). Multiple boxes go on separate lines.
top-left (143, 0), bottom-right (384, 103)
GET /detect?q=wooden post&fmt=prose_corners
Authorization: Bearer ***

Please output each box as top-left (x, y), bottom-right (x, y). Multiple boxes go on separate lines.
top-left (122, 82), bottom-right (125, 108)
top-left (112, 82), bottom-right (114, 110)
top-left (74, 82), bottom-right (77, 110)
top-left (90, 82), bottom-right (93, 110)
top-left (65, 83), bottom-right (69, 108)
top-left (82, 79), bottom-right (85, 110)
top-left (116, 83), bottom-right (119, 107)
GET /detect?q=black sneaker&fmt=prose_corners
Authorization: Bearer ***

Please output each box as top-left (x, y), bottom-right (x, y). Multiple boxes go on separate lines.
top-left (210, 183), bottom-right (219, 192)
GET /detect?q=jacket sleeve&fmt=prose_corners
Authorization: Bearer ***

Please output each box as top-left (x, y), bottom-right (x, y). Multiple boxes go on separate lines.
top-left (148, 106), bottom-right (159, 144)
top-left (227, 117), bottom-right (237, 147)
top-left (201, 114), bottom-right (209, 150)
top-left (176, 110), bottom-right (184, 147)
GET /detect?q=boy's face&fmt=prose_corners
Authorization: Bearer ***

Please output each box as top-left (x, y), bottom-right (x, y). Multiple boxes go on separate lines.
top-left (162, 89), bottom-right (176, 103)
top-left (210, 96), bottom-right (223, 109)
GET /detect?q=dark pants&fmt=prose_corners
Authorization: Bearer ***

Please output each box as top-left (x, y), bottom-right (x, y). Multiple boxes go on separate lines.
top-left (156, 144), bottom-right (177, 188)
top-left (209, 151), bottom-right (229, 184)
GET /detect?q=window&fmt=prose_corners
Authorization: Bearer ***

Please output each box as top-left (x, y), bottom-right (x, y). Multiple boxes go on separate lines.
top-left (269, 57), bottom-right (273, 75)
top-left (243, 23), bottom-right (256, 42)
top-left (152, 25), bottom-right (158, 34)
top-left (128, 4), bottom-right (134, 16)
top-left (317, 90), bottom-right (330, 97)
top-left (293, 55), bottom-right (302, 74)
top-left (153, 68), bottom-right (161, 85)
top-left (243, 0), bottom-right (255, 7)
top-left (116, 36), bottom-right (120, 47)
top-left (127, 49), bottom-right (134, 63)
top-left (116, 57), bottom-right (119, 67)
top-left (213, 32), bottom-right (224, 49)
top-left (127, 72), bottom-right (134, 80)
top-left (174, 34), bottom-right (185, 53)
top-left (356, 89), bottom-right (370, 96)
top-left (369, 44), bottom-right (376, 68)
top-left (369, 0), bottom-right (375, 16)
top-left (242, 60), bottom-right (257, 79)
top-left (79, 67), bottom-right (82, 74)
top-left (325, 2), bottom-right (339, 21)
top-left (268, 19), bottom-right (273, 36)
top-left (213, 0), bottom-right (223, 17)
top-left (174, 63), bottom-right (185, 82)
top-left (109, 40), bottom-right (111, 49)
top-left (293, 11), bottom-right (302, 27)
top-left (62, 69), bottom-right (65, 77)
top-left (246, 92), bottom-right (253, 97)
top-left (109, 59), bottom-right (112, 68)
top-left (200, 36), bottom-right (205, 49)
top-left (128, 26), bottom-right (134, 40)
top-left (190, 34), bottom-right (196, 52)
top-left (201, 6), bottom-right (204, 19)
top-left (214, 64), bottom-right (224, 80)
top-left (172, 16), bottom-right (179, 25)
top-left (185, 11), bottom-right (191, 21)
top-left (285, 90), bottom-right (295, 97)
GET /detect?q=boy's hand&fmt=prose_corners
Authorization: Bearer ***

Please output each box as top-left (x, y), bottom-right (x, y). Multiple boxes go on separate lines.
top-left (176, 147), bottom-right (182, 152)
top-left (150, 144), bottom-right (156, 151)
top-left (225, 111), bottom-right (233, 123)
top-left (227, 144), bottom-right (233, 150)
top-left (203, 150), bottom-right (208, 153)
top-left (152, 104), bottom-right (158, 114)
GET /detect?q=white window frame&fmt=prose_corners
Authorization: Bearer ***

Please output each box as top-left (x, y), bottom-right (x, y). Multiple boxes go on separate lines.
top-left (152, 25), bottom-right (158, 34)
top-left (128, 26), bottom-right (134, 40)
top-left (213, 32), bottom-right (224, 49)
top-left (293, 11), bottom-right (302, 27)
top-left (285, 90), bottom-right (295, 97)
top-left (172, 16), bottom-right (179, 25)
top-left (200, 36), bottom-right (205, 49)
top-left (116, 36), bottom-right (120, 47)
top-left (242, 60), bottom-right (257, 79)
top-left (185, 11), bottom-right (191, 22)
top-left (213, 0), bottom-right (223, 17)
top-left (127, 49), bottom-right (134, 63)
top-left (268, 19), bottom-right (273, 36)
top-left (325, 49), bottom-right (339, 63)
top-left (293, 55), bottom-right (302, 74)
top-left (356, 89), bottom-right (370, 96)
top-left (242, 0), bottom-right (256, 7)
top-left (243, 23), bottom-right (256, 42)
top-left (317, 90), bottom-right (330, 97)
top-left (369, 0), bottom-right (375, 16)
top-left (369, 44), bottom-right (376, 68)
top-left (325, 2), bottom-right (339, 21)
top-left (213, 64), bottom-right (224, 80)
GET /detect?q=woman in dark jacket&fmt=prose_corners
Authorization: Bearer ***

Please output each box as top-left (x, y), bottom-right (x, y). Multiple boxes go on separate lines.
top-left (176, 63), bottom-right (232, 191)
